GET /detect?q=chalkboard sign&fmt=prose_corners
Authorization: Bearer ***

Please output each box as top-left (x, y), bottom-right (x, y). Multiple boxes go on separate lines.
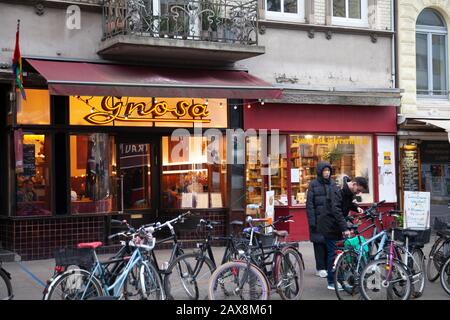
top-left (23, 144), bottom-right (36, 177)
top-left (401, 147), bottom-right (420, 191)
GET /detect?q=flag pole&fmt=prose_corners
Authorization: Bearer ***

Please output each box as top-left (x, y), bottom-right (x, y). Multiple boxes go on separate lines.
top-left (12, 19), bottom-right (20, 126)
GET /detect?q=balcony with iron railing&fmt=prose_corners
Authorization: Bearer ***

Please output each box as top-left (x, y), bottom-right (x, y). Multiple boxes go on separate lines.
top-left (98, 0), bottom-right (265, 65)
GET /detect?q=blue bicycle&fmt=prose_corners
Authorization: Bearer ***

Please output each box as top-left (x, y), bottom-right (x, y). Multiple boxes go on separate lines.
top-left (44, 223), bottom-right (164, 300)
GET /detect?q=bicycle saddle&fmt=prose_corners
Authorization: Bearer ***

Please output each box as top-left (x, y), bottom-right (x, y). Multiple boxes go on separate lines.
top-left (77, 242), bottom-right (103, 249)
top-left (230, 220), bottom-right (243, 226)
top-left (272, 230), bottom-right (288, 238)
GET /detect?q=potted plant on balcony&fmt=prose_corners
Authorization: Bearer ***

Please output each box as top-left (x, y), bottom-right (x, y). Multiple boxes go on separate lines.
top-left (201, 0), bottom-right (223, 41)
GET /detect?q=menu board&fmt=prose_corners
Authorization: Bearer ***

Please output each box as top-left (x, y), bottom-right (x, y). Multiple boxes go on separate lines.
top-left (403, 191), bottom-right (430, 230)
top-left (23, 144), bottom-right (36, 177)
top-left (401, 147), bottom-right (420, 191)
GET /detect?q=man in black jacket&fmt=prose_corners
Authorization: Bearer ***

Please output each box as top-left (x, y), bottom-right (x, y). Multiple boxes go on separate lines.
top-left (340, 176), bottom-right (368, 217)
top-left (306, 161), bottom-right (340, 278)
top-left (317, 176), bottom-right (368, 289)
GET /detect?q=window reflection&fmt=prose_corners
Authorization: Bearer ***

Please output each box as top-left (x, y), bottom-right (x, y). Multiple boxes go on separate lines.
top-left (15, 132), bottom-right (51, 216)
top-left (70, 134), bottom-right (115, 214)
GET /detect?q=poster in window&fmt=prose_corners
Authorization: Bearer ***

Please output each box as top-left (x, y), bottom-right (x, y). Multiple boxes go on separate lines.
top-left (211, 192), bottom-right (223, 208)
top-left (377, 136), bottom-right (396, 202)
top-left (265, 190), bottom-right (275, 234)
top-left (181, 193), bottom-right (193, 208)
top-left (23, 144), bottom-right (36, 177)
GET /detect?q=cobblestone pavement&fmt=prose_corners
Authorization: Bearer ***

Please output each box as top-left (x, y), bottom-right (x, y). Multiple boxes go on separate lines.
top-left (3, 238), bottom-right (449, 300)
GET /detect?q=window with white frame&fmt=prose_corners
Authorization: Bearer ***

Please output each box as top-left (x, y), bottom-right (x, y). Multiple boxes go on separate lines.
top-left (332, 0), bottom-right (368, 27)
top-left (416, 9), bottom-right (448, 97)
top-left (265, 0), bottom-right (305, 22)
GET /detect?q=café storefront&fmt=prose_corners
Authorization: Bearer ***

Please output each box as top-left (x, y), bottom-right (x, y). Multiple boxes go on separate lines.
top-left (0, 58), bottom-right (281, 260)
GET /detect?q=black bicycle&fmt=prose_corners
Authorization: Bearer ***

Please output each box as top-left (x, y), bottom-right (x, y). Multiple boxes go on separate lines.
top-left (427, 217), bottom-right (450, 282)
top-left (0, 260), bottom-right (13, 300)
top-left (163, 219), bottom-right (247, 300)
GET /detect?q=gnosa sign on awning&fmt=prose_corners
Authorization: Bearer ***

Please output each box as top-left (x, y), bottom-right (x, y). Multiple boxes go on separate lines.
top-left (69, 96), bottom-right (228, 128)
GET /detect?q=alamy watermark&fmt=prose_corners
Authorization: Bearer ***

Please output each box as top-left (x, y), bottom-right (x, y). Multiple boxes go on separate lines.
top-left (66, 5), bottom-right (81, 30)
top-left (170, 125), bottom-right (281, 176)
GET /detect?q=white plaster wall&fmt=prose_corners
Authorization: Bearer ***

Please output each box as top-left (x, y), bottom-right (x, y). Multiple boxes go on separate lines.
top-left (238, 27), bottom-right (393, 89)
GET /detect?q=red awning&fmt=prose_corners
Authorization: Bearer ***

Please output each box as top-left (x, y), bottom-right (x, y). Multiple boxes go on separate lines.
top-left (25, 59), bottom-right (282, 99)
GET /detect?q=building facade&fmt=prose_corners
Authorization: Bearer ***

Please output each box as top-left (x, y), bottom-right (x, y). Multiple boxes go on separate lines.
top-left (397, 0), bottom-right (450, 218)
top-left (235, 0), bottom-right (400, 239)
top-left (0, 0), bottom-right (400, 259)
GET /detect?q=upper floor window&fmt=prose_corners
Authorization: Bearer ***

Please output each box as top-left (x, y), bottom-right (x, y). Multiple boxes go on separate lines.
top-left (266, 0), bottom-right (305, 22)
top-left (416, 9), bottom-right (448, 97)
top-left (332, 0), bottom-right (368, 27)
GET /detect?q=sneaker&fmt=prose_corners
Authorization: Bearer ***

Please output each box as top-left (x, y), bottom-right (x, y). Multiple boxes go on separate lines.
top-left (315, 270), bottom-right (328, 278)
top-left (327, 283), bottom-right (344, 291)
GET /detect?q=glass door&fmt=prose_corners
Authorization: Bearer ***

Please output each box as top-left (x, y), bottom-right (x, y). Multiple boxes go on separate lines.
top-left (117, 138), bottom-right (160, 216)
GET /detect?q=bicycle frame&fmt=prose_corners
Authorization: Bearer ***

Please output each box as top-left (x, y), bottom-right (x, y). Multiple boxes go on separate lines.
top-left (85, 243), bottom-right (158, 299)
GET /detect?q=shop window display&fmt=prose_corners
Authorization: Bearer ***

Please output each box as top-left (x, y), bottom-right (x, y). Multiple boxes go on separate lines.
top-left (246, 135), bottom-right (264, 207)
top-left (290, 135), bottom-right (373, 205)
top-left (70, 134), bottom-right (115, 214)
top-left (162, 135), bottom-right (227, 209)
top-left (15, 132), bottom-right (51, 216)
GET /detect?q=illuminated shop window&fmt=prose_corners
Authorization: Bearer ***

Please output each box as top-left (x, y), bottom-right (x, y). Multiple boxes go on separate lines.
top-left (162, 135), bottom-right (227, 209)
top-left (15, 132), bottom-right (51, 216)
top-left (69, 134), bottom-right (115, 214)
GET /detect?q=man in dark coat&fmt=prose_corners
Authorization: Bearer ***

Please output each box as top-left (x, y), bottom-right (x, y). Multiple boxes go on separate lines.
top-left (317, 176), bottom-right (366, 289)
top-left (306, 161), bottom-right (340, 278)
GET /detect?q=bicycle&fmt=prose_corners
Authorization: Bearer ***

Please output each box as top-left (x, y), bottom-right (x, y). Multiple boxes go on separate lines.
top-left (163, 218), bottom-right (247, 300)
top-left (44, 223), bottom-right (164, 300)
top-left (439, 249), bottom-right (450, 295)
top-left (427, 217), bottom-right (450, 282)
top-left (43, 219), bottom-right (137, 298)
top-left (359, 226), bottom-right (412, 300)
top-left (207, 215), bottom-right (304, 300)
top-left (0, 260), bottom-right (13, 300)
top-left (333, 201), bottom-right (393, 300)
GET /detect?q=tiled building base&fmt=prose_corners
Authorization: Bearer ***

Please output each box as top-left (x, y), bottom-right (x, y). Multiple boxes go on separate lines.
top-left (0, 216), bottom-right (105, 260)
top-left (0, 212), bottom-right (229, 261)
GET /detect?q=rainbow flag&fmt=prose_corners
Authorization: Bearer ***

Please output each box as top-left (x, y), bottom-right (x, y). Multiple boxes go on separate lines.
top-left (12, 20), bottom-right (26, 100)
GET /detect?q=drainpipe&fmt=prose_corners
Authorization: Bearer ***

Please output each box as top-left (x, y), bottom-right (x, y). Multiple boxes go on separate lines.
top-left (391, 0), bottom-right (396, 89)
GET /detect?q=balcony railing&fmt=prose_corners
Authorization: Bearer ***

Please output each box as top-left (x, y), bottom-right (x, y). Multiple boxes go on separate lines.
top-left (102, 0), bottom-right (259, 45)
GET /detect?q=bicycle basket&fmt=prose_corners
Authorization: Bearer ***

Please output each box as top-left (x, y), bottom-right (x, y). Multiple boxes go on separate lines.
top-left (392, 228), bottom-right (431, 247)
top-left (53, 247), bottom-right (95, 270)
top-left (257, 234), bottom-right (275, 247)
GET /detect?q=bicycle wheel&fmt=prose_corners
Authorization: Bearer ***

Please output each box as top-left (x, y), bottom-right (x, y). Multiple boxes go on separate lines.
top-left (44, 269), bottom-right (103, 300)
top-left (410, 248), bottom-right (426, 298)
top-left (208, 261), bottom-right (270, 300)
top-left (274, 247), bottom-right (304, 300)
top-left (439, 256), bottom-right (450, 295)
top-left (334, 250), bottom-right (365, 300)
top-left (139, 261), bottom-right (164, 300)
top-left (164, 253), bottom-right (215, 300)
top-left (360, 259), bottom-right (411, 300)
top-left (427, 238), bottom-right (446, 282)
top-left (0, 268), bottom-right (13, 300)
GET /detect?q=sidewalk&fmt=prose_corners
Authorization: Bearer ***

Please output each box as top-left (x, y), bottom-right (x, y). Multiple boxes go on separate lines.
top-left (3, 240), bottom-right (449, 300)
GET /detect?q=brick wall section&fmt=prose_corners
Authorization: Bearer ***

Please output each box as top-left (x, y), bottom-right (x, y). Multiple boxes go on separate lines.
top-left (0, 216), bottom-right (104, 260)
top-left (377, 0), bottom-right (392, 30)
top-left (315, 0), bottom-right (326, 25)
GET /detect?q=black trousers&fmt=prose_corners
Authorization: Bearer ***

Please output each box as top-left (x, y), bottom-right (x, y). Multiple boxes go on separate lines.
top-left (313, 242), bottom-right (328, 271)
